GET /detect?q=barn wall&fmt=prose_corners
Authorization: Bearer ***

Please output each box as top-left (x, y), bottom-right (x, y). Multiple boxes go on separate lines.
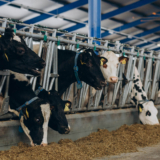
top-left (0, 106), bottom-right (160, 151)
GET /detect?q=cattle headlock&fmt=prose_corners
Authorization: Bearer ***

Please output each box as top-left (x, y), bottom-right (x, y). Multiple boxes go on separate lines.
top-left (0, 18), bottom-right (160, 150)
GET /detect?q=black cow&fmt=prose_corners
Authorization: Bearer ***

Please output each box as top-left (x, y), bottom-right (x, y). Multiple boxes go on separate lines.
top-left (56, 49), bottom-right (108, 95)
top-left (0, 28), bottom-right (45, 75)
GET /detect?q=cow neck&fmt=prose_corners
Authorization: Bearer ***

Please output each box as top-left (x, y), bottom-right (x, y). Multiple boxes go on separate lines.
top-left (0, 56), bottom-right (9, 70)
top-left (57, 50), bottom-right (82, 96)
top-left (131, 67), bottom-right (148, 105)
top-left (9, 75), bottom-right (37, 110)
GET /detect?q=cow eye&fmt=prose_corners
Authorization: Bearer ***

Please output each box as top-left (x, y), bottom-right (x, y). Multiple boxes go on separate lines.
top-left (146, 110), bottom-right (151, 116)
top-left (50, 106), bottom-right (55, 111)
top-left (17, 47), bottom-right (25, 56)
top-left (35, 118), bottom-right (40, 122)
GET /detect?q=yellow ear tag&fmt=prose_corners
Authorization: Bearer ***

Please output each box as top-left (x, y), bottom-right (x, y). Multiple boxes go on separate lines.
top-left (50, 110), bottom-right (52, 115)
top-left (48, 92), bottom-right (50, 95)
top-left (26, 108), bottom-right (29, 118)
top-left (64, 103), bottom-right (70, 112)
top-left (121, 59), bottom-right (126, 64)
top-left (80, 60), bottom-right (86, 65)
top-left (4, 53), bottom-right (9, 61)
top-left (100, 58), bottom-right (105, 66)
top-left (0, 35), bottom-right (2, 38)
top-left (139, 106), bottom-right (142, 113)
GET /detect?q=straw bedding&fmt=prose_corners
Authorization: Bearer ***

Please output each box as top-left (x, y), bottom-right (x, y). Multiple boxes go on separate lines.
top-left (1, 123), bottom-right (160, 160)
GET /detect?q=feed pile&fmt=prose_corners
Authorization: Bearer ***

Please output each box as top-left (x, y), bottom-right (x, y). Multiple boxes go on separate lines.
top-left (1, 124), bottom-right (160, 160)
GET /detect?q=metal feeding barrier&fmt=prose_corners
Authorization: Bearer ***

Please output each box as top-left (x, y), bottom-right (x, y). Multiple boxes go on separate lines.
top-left (0, 18), bottom-right (160, 119)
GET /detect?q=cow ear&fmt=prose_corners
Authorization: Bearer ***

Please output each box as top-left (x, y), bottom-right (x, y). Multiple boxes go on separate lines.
top-left (100, 57), bottom-right (108, 66)
top-left (4, 28), bottom-right (14, 41)
top-left (64, 101), bottom-right (72, 111)
top-left (119, 56), bottom-right (129, 64)
top-left (138, 104), bottom-right (143, 114)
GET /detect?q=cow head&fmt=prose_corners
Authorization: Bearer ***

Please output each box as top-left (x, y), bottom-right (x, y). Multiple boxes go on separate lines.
top-left (40, 90), bottom-right (71, 134)
top-left (78, 49), bottom-right (108, 90)
top-left (138, 101), bottom-right (159, 125)
top-left (100, 51), bottom-right (129, 83)
top-left (0, 28), bottom-right (45, 75)
top-left (20, 99), bottom-right (50, 146)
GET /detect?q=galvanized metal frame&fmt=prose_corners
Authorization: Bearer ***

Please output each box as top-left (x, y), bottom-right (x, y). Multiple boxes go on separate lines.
top-left (0, 18), bottom-right (160, 118)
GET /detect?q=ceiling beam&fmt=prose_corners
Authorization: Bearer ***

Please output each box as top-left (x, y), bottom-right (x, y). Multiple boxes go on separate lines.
top-left (0, 0), bottom-right (14, 6)
top-left (101, 12), bottom-right (160, 37)
top-left (64, 0), bottom-right (157, 33)
top-left (120, 26), bottom-right (160, 43)
top-left (101, 0), bottom-right (157, 20)
top-left (137, 37), bottom-right (160, 48)
top-left (51, 0), bottom-right (157, 36)
top-left (19, 0), bottom-right (88, 26)
top-left (153, 47), bottom-right (160, 51)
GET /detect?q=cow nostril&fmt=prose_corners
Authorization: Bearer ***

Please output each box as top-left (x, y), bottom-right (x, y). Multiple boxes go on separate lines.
top-left (64, 127), bottom-right (70, 134)
top-left (110, 77), bottom-right (118, 83)
top-left (41, 143), bottom-right (47, 146)
top-left (41, 61), bottom-right (46, 67)
top-left (100, 81), bottom-right (107, 86)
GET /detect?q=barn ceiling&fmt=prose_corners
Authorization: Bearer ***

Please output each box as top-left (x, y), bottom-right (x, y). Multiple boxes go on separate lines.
top-left (0, 0), bottom-right (160, 50)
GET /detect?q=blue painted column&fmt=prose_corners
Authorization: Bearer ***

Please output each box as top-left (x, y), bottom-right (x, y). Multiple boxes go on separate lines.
top-left (88, 0), bottom-right (101, 45)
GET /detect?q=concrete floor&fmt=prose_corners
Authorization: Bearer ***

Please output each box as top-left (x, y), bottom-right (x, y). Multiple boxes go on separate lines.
top-left (94, 143), bottom-right (160, 160)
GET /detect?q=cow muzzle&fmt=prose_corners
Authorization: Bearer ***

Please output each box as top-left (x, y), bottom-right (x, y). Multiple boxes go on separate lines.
top-left (58, 125), bottom-right (71, 134)
top-left (100, 81), bottom-right (107, 87)
top-left (109, 76), bottom-right (118, 83)
top-left (41, 143), bottom-right (47, 146)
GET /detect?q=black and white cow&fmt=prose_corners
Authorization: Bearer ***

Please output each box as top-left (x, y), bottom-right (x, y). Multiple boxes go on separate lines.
top-left (4, 71), bottom-right (73, 145)
top-left (56, 49), bottom-right (108, 95)
top-left (0, 28), bottom-right (45, 75)
top-left (33, 46), bottom-right (108, 96)
top-left (100, 51), bottom-right (128, 82)
top-left (100, 52), bottom-right (159, 125)
top-left (131, 67), bottom-right (159, 125)
top-left (34, 84), bottom-right (71, 134)
top-left (6, 71), bottom-right (50, 146)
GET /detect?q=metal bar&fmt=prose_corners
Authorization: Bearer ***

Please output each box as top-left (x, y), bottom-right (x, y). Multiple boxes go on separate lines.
top-left (144, 51), bottom-right (153, 94)
top-left (42, 39), bottom-right (52, 89)
top-left (151, 54), bottom-right (160, 99)
top-left (45, 30), bottom-right (56, 91)
top-left (32, 38), bottom-right (44, 91)
top-left (88, 0), bottom-right (101, 45)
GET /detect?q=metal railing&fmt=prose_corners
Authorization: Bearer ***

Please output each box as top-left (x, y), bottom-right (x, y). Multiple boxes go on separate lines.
top-left (0, 18), bottom-right (160, 118)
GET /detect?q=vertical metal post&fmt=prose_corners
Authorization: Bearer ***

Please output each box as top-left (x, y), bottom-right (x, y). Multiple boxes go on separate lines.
top-left (88, 0), bottom-right (101, 45)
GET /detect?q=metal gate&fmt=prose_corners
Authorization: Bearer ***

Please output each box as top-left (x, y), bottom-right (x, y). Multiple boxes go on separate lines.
top-left (0, 18), bottom-right (160, 119)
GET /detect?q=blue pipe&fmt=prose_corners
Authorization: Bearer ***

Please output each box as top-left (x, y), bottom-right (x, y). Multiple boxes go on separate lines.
top-left (88, 0), bottom-right (101, 45)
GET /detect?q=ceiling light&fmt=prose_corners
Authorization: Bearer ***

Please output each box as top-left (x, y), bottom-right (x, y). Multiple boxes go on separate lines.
top-left (157, 43), bottom-right (160, 47)
top-left (108, 30), bottom-right (114, 34)
top-left (128, 35), bottom-right (132, 38)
